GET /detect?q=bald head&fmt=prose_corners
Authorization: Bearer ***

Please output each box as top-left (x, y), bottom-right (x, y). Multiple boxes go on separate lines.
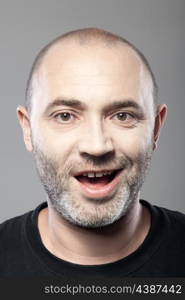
top-left (25, 28), bottom-right (158, 115)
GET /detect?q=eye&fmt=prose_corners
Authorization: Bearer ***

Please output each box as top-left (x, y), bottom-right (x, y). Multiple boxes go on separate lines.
top-left (112, 112), bottom-right (136, 122)
top-left (113, 112), bottom-right (134, 121)
top-left (116, 112), bottom-right (131, 121)
top-left (54, 112), bottom-right (75, 123)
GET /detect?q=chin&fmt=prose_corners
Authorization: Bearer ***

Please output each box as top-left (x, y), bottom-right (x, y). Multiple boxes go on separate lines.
top-left (55, 194), bottom-right (130, 229)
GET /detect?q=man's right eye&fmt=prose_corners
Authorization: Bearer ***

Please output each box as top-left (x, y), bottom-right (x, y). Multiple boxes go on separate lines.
top-left (54, 112), bottom-right (75, 123)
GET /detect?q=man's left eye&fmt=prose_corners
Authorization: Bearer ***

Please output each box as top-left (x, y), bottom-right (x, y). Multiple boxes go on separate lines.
top-left (112, 112), bottom-right (135, 122)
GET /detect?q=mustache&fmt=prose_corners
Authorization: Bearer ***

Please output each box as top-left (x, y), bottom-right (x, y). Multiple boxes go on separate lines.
top-left (64, 154), bottom-right (132, 176)
top-left (33, 144), bottom-right (151, 179)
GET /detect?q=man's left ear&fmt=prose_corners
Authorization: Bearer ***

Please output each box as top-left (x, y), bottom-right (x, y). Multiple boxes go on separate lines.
top-left (153, 104), bottom-right (168, 150)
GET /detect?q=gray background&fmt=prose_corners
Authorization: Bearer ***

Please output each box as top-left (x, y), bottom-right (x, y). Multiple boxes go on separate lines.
top-left (0, 0), bottom-right (185, 222)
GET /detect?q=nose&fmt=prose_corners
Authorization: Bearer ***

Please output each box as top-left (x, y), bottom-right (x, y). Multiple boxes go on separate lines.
top-left (78, 120), bottom-right (114, 157)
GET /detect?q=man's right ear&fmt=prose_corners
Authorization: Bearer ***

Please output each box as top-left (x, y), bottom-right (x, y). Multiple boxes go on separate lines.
top-left (16, 106), bottom-right (33, 152)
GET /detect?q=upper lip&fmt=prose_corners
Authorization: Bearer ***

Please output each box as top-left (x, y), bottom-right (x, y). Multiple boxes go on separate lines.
top-left (73, 168), bottom-right (122, 177)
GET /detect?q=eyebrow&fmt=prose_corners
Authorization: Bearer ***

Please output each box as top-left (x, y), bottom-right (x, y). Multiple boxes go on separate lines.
top-left (44, 98), bottom-right (87, 113)
top-left (103, 100), bottom-right (145, 117)
top-left (44, 98), bottom-right (145, 118)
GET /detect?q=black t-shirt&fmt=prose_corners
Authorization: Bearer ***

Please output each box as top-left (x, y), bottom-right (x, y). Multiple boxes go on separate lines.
top-left (0, 200), bottom-right (185, 278)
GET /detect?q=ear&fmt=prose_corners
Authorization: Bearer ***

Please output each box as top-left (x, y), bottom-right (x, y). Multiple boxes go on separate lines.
top-left (16, 106), bottom-right (33, 152)
top-left (153, 104), bottom-right (168, 150)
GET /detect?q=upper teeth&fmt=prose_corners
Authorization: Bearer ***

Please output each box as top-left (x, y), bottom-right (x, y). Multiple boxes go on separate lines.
top-left (82, 171), bottom-right (113, 177)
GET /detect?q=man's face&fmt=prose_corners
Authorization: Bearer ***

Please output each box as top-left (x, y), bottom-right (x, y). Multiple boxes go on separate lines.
top-left (29, 41), bottom-right (156, 228)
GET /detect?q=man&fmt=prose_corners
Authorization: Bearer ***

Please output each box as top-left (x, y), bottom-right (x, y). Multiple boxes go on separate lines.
top-left (0, 27), bottom-right (185, 278)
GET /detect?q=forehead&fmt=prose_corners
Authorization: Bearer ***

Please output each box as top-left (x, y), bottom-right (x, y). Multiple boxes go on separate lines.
top-left (32, 40), bottom-right (151, 113)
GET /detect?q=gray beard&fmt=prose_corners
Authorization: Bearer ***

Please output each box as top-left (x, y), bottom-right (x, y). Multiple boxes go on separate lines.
top-left (32, 143), bottom-right (153, 228)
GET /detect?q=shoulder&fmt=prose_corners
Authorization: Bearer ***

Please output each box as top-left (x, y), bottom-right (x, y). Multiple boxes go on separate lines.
top-left (152, 203), bottom-right (185, 246)
top-left (156, 204), bottom-right (185, 227)
top-left (142, 199), bottom-right (185, 222)
top-left (0, 206), bottom-right (37, 251)
top-left (0, 202), bottom-right (46, 238)
top-left (0, 212), bottom-right (29, 242)
top-left (142, 199), bottom-right (185, 236)
top-left (0, 202), bottom-right (46, 248)
top-left (0, 210), bottom-right (34, 270)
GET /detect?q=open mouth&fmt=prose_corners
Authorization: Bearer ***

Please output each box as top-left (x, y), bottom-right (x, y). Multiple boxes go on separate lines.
top-left (73, 168), bottom-right (123, 199)
top-left (74, 169), bottom-right (123, 188)
top-left (73, 167), bottom-right (124, 199)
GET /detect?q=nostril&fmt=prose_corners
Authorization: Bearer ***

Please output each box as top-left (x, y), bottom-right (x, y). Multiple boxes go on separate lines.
top-left (78, 135), bottom-right (114, 157)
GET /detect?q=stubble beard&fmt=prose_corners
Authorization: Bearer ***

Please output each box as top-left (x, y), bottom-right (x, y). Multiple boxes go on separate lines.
top-left (32, 143), bottom-right (153, 228)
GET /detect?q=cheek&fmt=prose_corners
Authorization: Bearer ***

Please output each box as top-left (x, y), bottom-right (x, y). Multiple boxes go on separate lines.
top-left (113, 126), bottom-right (153, 157)
top-left (32, 124), bottom-right (77, 160)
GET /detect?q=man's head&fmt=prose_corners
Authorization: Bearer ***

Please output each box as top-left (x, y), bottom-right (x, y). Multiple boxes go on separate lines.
top-left (17, 28), bottom-right (167, 228)
top-left (25, 28), bottom-right (158, 116)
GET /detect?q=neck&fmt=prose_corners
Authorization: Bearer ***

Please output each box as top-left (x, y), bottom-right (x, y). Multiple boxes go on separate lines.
top-left (38, 197), bottom-right (150, 265)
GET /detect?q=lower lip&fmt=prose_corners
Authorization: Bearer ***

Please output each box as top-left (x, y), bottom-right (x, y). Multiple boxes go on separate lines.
top-left (74, 169), bottom-right (123, 199)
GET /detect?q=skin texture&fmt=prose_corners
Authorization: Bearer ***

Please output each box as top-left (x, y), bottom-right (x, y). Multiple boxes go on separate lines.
top-left (17, 37), bottom-right (167, 265)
